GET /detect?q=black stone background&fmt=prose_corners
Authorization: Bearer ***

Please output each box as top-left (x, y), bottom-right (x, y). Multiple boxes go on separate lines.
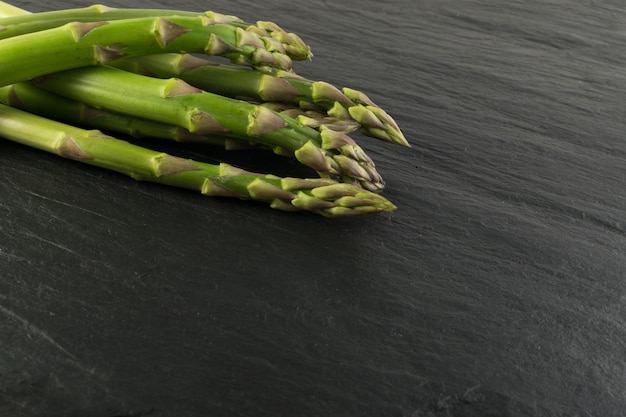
top-left (1, 1), bottom-right (625, 416)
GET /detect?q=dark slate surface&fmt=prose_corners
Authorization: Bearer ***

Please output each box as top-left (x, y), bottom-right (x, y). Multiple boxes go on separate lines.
top-left (1, 0), bottom-right (625, 416)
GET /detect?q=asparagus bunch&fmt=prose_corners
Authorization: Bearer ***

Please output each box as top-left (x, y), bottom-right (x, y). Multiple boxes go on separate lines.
top-left (0, 1), bottom-right (407, 217)
top-left (28, 65), bottom-right (386, 191)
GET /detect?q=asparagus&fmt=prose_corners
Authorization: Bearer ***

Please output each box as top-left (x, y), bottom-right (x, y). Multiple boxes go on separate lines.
top-left (0, 80), bottom-right (280, 151)
top-left (113, 53), bottom-right (409, 146)
top-left (0, 13), bottom-right (307, 89)
top-left (0, 5), bottom-right (205, 39)
top-left (259, 102), bottom-right (362, 134)
top-left (0, 5), bottom-right (312, 61)
top-left (0, 81), bottom-right (348, 152)
top-left (0, 102), bottom-right (395, 217)
top-left (0, 5), bottom-right (203, 32)
top-left (31, 65), bottom-right (386, 191)
top-left (0, 81), bottom-right (239, 147)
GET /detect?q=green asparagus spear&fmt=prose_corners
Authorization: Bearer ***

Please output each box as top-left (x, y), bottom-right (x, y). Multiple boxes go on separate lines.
top-left (0, 81), bottom-right (215, 144)
top-left (32, 65), bottom-right (386, 191)
top-left (0, 5), bottom-right (202, 38)
top-left (259, 102), bottom-right (362, 134)
top-left (0, 80), bottom-right (277, 151)
top-left (0, 14), bottom-right (301, 88)
top-left (114, 53), bottom-right (409, 146)
top-left (0, 102), bottom-right (395, 217)
top-left (0, 5), bottom-right (312, 60)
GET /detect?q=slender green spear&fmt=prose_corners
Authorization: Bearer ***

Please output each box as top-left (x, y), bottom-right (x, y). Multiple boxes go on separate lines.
top-left (0, 4), bottom-right (312, 60)
top-left (0, 81), bottom-right (347, 154)
top-left (259, 102), bottom-right (362, 134)
top-left (0, 102), bottom-right (396, 217)
top-left (114, 53), bottom-right (409, 146)
top-left (0, 80), bottom-right (279, 151)
top-left (0, 13), bottom-right (303, 88)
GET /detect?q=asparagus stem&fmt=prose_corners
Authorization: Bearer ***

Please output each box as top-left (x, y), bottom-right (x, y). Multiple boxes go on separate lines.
top-left (0, 81), bottom-right (222, 145)
top-left (114, 53), bottom-right (409, 146)
top-left (32, 65), bottom-right (386, 191)
top-left (0, 5), bottom-right (312, 61)
top-left (0, 5), bottom-right (201, 38)
top-left (0, 102), bottom-right (395, 217)
top-left (0, 80), bottom-right (275, 151)
top-left (0, 14), bottom-right (302, 88)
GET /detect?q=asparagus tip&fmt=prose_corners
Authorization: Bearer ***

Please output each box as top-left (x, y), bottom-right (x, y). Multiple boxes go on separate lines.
top-left (248, 105), bottom-right (288, 136)
top-left (311, 81), bottom-right (353, 105)
top-left (294, 140), bottom-right (332, 173)
top-left (259, 76), bottom-right (302, 102)
top-left (290, 183), bottom-right (397, 217)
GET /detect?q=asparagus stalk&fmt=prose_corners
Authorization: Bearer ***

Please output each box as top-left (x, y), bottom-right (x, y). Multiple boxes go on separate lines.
top-left (0, 102), bottom-right (395, 217)
top-left (0, 82), bottom-right (223, 145)
top-left (259, 102), bottom-right (362, 134)
top-left (0, 13), bottom-right (304, 89)
top-left (0, 5), bottom-right (312, 61)
top-left (0, 80), bottom-right (278, 151)
top-left (114, 53), bottom-right (409, 146)
top-left (0, 81), bottom-right (347, 151)
top-left (31, 65), bottom-right (386, 191)
top-left (0, 5), bottom-right (205, 39)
